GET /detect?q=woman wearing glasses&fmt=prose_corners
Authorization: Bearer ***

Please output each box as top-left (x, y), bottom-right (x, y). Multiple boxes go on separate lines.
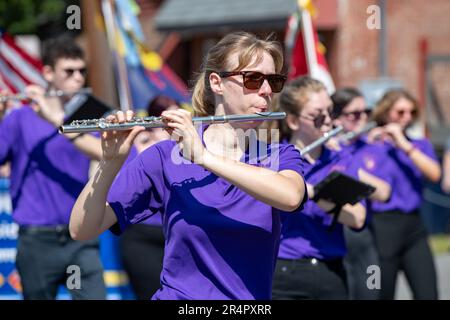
top-left (69, 31), bottom-right (307, 300)
top-left (272, 77), bottom-right (367, 300)
top-left (368, 89), bottom-right (441, 300)
top-left (331, 88), bottom-right (394, 300)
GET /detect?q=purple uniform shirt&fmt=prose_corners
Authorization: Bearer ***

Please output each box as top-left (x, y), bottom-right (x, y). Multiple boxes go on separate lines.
top-left (370, 138), bottom-right (438, 213)
top-left (107, 126), bottom-right (306, 300)
top-left (123, 146), bottom-right (162, 226)
top-left (340, 137), bottom-right (395, 222)
top-left (278, 146), bottom-right (364, 260)
top-left (0, 107), bottom-right (91, 226)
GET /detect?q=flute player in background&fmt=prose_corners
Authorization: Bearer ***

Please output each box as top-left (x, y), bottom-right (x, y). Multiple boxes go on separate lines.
top-left (0, 35), bottom-right (105, 299)
top-left (368, 89), bottom-right (441, 300)
top-left (331, 87), bottom-right (394, 300)
top-left (272, 76), bottom-right (368, 300)
top-left (69, 31), bottom-right (307, 300)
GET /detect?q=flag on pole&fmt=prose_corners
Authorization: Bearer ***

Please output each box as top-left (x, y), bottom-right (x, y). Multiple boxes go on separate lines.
top-left (0, 30), bottom-right (46, 94)
top-left (102, 0), bottom-right (190, 111)
top-left (285, 0), bottom-right (335, 94)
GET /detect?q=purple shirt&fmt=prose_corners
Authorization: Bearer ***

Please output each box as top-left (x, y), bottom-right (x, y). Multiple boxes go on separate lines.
top-left (122, 146), bottom-right (162, 226)
top-left (370, 138), bottom-right (438, 213)
top-left (278, 146), bottom-right (363, 260)
top-left (0, 107), bottom-right (91, 226)
top-left (107, 127), bottom-right (306, 300)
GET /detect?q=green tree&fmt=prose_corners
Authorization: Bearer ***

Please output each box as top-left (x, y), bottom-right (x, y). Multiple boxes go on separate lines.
top-left (0, 0), bottom-right (79, 36)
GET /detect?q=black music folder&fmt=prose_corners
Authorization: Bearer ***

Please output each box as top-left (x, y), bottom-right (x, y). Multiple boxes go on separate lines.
top-left (313, 172), bottom-right (375, 230)
top-left (313, 171), bottom-right (375, 205)
top-left (64, 91), bottom-right (113, 124)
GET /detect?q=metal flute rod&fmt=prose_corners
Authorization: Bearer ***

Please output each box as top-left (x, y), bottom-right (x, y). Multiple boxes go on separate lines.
top-left (59, 112), bottom-right (287, 134)
top-left (0, 88), bottom-right (92, 103)
top-left (300, 126), bottom-right (344, 156)
top-left (340, 121), bottom-right (377, 143)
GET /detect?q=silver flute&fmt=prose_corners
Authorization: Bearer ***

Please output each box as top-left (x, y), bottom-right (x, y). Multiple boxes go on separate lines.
top-left (300, 126), bottom-right (344, 156)
top-left (59, 111), bottom-right (287, 134)
top-left (340, 121), bottom-right (377, 143)
top-left (0, 88), bottom-right (92, 103)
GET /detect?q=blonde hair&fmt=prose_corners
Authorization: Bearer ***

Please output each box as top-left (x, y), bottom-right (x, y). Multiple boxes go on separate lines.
top-left (275, 76), bottom-right (327, 140)
top-left (371, 89), bottom-right (421, 126)
top-left (191, 31), bottom-right (284, 116)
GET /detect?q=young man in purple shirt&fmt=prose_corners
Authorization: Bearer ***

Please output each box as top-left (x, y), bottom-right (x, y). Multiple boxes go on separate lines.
top-left (69, 32), bottom-right (307, 300)
top-left (0, 35), bottom-right (105, 299)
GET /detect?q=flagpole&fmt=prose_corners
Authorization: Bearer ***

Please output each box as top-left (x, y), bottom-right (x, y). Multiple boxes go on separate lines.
top-left (299, 6), bottom-right (317, 73)
top-left (101, 0), bottom-right (132, 112)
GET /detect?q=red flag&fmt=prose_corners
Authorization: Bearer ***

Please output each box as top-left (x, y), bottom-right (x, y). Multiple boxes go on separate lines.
top-left (286, 0), bottom-right (335, 94)
top-left (0, 31), bottom-right (45, 94)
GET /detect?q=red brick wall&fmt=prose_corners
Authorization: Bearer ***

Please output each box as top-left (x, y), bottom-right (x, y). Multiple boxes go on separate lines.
top-left (328, 0), bottom-right (450, 116)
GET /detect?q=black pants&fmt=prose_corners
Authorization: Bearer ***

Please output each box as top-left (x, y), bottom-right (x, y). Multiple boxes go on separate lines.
top-left (344, 226), bottom-right (380, 300)
top-left (119, 224), bottom-right (165, 300)
top-left (372, 210), bottom-right (438, 300)
top-left (16, 226), bottom-right (106, 300)
top-left (272, 258), bottom-right (348, 300)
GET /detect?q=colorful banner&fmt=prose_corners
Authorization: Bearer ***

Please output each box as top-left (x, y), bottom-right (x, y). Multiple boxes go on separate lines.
top-left (0, 177), bottom-right (134, 300)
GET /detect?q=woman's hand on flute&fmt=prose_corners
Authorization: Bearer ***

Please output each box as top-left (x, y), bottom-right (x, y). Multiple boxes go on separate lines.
top-left (161, 109), bottom-right (207, 164)
top-left (101, 110), bottom-right (145, 161)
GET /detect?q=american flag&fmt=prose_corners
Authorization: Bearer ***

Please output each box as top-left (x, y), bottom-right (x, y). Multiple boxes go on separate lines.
top-left (0, 30), bottom-right (46, 94)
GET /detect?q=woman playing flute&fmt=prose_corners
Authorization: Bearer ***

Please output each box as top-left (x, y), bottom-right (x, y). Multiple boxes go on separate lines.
top-left (69, 31), bottom-right (307, 300)
top-left (272, 77), bottom-right (369, 300)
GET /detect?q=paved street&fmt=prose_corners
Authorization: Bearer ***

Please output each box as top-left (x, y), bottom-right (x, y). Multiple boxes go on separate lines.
top-left (395, 253), bottom-right (450, 300)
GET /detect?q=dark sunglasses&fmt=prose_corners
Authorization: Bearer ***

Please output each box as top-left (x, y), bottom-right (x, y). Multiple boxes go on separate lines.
top-left (341, 109), bottom-right (372, 120)
top-left (63, 67), bottom-right (87, 78)
top-left (218, 71), bottom-right (287, 93)
top-left (395, 109), bottom-right (417, 117)
top-left (300, 113), bottom-right (327, 128)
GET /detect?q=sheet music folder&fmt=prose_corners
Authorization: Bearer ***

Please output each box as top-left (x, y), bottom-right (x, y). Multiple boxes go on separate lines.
top-left (64, 92), bottom-right (113, 124)
top-left (313, 171), bottom-right (376, 206)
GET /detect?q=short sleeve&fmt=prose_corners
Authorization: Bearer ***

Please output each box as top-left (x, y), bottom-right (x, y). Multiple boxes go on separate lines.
top-left (275, 143), bottom-right (308, 209)
top-left (107, 144), bottom-right (166, 235)
top-left (414, 138), bottom-right (438, 162)
top-left (277, 143), bottom-right (306, 176)
top-left (0, 109), bottom-right (19, 164)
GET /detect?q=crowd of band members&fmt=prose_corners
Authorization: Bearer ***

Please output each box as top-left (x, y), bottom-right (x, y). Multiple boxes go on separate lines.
top-left (0, 32), bottom-right (446, 300)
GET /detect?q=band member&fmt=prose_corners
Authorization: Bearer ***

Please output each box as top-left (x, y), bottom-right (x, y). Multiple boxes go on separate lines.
top-left (368, 89), bottom-right (441, 300)
top-left (331, 87), bottom-right (393, 300)
top-left (119, 96), bottom-right (180, 300)
top-left (272, 77), bottom-right (367, 300)
top-left (0, 35), bottom-right (105, 299)
top-left (69, 31), bottom-right (307, 300)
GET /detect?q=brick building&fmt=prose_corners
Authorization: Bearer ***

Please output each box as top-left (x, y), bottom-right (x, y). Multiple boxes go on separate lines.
top-left (83, 0), bottom-right (450, 145)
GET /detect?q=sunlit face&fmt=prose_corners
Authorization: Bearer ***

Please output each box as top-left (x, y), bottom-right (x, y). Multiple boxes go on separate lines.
top-left (213, 51), bottom-right (278, 128)
top-left (335, 96), bottom-right (369, 133)
top-left (387, 97), bottom-right (417, 129)
top-left (297, 89), bottom-right (333, 140)
top-left (44, 58), bottom-right (86, 95)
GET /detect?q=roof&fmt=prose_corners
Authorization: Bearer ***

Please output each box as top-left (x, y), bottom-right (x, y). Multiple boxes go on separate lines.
top-left (154, 0), bottom-right (298, 36)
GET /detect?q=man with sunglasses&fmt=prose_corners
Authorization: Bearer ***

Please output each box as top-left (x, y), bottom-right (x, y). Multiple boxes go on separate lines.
top-left (0, 35), bottom-right (105, 299)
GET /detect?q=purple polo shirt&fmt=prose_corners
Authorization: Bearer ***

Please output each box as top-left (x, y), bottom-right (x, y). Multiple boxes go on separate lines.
top-left (0, 106), bottom-right (91, 226)
top-left (370, 138), bottom-right (438, 213)
top-left (107, 126), bottom-right (306, 300)
top-left (122, 146), bottom-right (162, 227)
top-left (340, 137), bottom-right (394, 185)
top-left (278, 146), bottom-right (363, 260)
